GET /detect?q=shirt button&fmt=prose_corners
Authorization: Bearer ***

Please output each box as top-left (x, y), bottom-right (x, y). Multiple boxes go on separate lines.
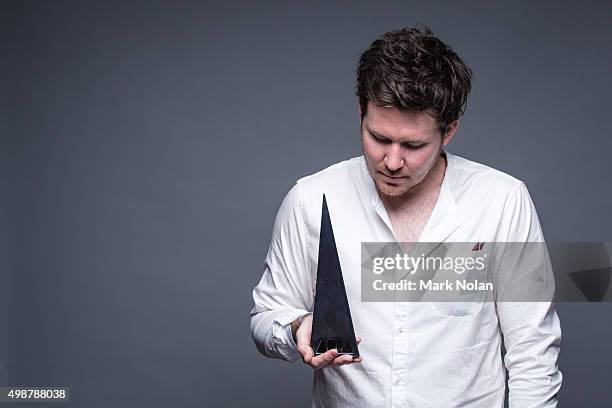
top-left (398, 327), bottom-right (406, 334)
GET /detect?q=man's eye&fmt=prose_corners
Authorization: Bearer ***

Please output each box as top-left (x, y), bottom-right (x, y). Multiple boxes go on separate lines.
top-left (403, 143), bottom-right (425, 149)
top-left (372, 134), bottom-right (390, 144)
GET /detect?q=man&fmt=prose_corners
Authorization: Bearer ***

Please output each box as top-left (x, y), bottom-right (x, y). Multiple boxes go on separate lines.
top-left (250, 26), bottom-right (562, 407)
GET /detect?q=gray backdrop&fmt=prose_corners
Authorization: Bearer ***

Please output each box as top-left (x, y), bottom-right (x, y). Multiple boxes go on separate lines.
top-left (3, 1), bottom-right (612, 407)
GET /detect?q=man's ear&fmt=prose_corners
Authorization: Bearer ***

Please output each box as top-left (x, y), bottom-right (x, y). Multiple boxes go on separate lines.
top-left (443, 120), bottom-right (459, 146)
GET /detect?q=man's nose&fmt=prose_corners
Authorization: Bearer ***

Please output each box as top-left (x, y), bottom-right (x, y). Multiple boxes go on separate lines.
top-left (384, 145), bottom-right (404, 171)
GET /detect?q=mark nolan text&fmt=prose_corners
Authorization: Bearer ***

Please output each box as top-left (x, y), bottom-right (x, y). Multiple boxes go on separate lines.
top-left (373, 279), bottom-right (493, 292)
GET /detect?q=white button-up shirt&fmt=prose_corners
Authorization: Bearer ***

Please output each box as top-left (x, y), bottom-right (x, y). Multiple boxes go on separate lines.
top-left (251, 152), bottom-right (562, 407)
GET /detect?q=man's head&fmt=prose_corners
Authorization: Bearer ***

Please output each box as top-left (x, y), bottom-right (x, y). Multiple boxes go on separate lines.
top-left (356, 26), bottom-right (473, 198)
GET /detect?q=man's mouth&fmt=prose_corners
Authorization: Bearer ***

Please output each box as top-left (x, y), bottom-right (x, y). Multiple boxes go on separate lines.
top-left (380, 172), bottom-right (406, 180)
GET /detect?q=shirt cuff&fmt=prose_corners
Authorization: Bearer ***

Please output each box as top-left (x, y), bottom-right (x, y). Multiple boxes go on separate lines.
top-left (271, 309), bottom-right (311, 362)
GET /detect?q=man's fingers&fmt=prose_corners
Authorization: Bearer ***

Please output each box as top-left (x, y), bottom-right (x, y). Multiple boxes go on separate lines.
top-left (330, 355), bottom-right (355, 366)
top-left (312, 352), bottom-right (363, 368)
top-left (306, 338), bottom-right (364, 369)
top-left (310, 349), bottom-right (338, 369)
top-left (331, 353), bottom-right (363, 366)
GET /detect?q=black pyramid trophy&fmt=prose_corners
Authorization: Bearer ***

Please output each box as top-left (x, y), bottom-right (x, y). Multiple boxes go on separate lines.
top-left (311, 195), bottom-right (360, 357)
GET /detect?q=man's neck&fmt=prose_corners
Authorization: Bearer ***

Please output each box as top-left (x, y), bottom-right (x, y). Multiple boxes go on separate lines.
top-left (380, 152), bottom-right (447, 212)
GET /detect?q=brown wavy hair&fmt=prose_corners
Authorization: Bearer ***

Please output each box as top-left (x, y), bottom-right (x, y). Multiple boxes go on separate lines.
top-left (356, 26), bottom-right (473, 136)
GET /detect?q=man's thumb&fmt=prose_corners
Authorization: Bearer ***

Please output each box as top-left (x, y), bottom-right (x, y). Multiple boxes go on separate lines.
top-left (298, 344), bottom-right (313, 364)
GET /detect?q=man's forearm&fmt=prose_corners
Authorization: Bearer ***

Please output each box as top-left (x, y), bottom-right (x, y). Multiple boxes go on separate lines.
top-left (250, 308), bottom-right (311, 362)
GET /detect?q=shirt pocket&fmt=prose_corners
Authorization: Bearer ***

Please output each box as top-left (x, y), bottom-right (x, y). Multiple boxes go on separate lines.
top-left (430, 299), bottom-right (484, 318)
top-left (428, 261), bottom-right (490, 318)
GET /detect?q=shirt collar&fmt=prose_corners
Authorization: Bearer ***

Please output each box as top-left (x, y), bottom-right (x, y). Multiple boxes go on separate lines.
top-left (363, 149), bottom-right (462, 243)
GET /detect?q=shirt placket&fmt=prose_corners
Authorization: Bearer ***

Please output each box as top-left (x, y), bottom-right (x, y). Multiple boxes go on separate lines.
top-left (390, 301), bottom-right (411, 407)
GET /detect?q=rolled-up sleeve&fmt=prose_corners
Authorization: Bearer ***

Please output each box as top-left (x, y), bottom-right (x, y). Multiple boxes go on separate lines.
top-left (495, 182), bottom-right (563, 407)
top-left (250, 183), bottom-right (315, 362)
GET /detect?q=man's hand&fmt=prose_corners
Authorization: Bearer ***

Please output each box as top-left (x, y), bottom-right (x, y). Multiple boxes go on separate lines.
top-left (293, 314), bottom-right (363, 369)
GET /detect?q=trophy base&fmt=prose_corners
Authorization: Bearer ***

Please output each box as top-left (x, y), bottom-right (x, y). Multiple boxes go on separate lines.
top-left (313, 338), bottom-right (359, 357)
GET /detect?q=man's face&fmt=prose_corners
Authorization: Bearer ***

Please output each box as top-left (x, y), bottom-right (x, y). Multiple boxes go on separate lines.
top-left (361, 102), bottom-right (454, 198)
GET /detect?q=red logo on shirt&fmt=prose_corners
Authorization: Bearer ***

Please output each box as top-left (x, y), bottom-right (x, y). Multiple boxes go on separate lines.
top-left (472, 242), bottom-right (485, 251)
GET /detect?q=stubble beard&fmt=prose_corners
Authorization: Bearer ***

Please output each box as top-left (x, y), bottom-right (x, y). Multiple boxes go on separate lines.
top-left (370, 144), bottom-right (444, 200)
